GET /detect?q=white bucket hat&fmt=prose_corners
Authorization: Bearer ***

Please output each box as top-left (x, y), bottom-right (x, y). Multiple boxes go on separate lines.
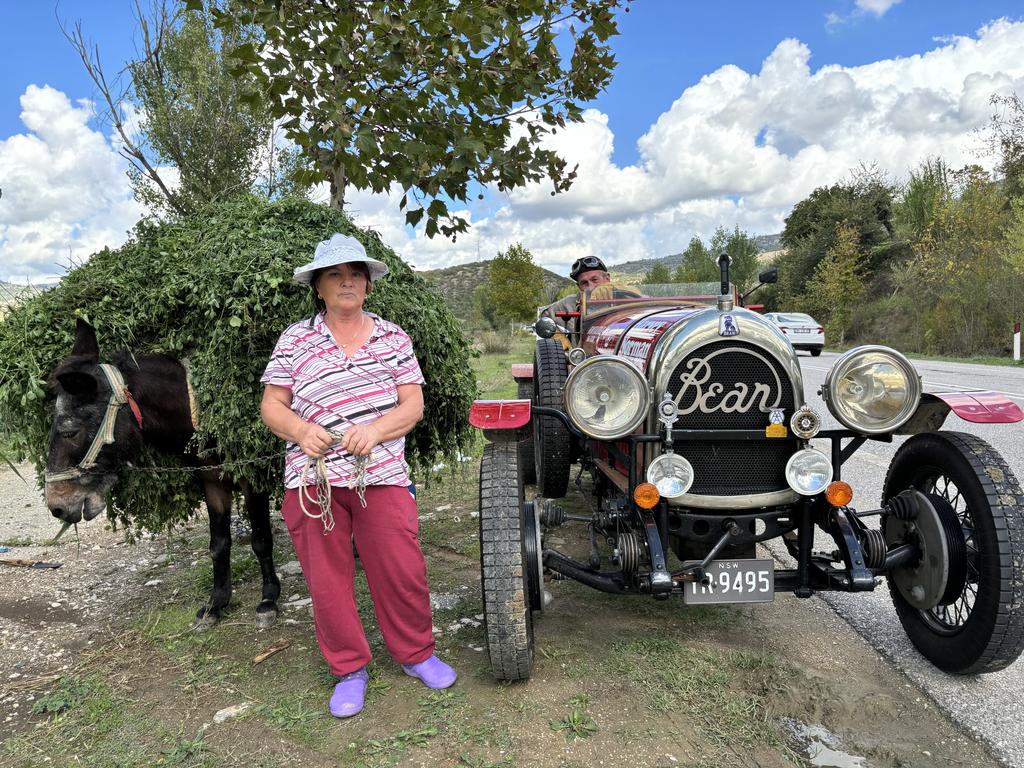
top-left (293, 233), bottom-right (390, 285)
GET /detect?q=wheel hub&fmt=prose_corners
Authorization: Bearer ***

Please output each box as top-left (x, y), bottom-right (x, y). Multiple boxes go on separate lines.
top-left (883, 490), bottom-right (967, 610)
top-left (522, 501), bottom-right (544, 612)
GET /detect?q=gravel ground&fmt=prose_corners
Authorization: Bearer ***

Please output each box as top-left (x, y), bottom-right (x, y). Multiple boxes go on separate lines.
top-left (0, 464), bottom-right (176, 730)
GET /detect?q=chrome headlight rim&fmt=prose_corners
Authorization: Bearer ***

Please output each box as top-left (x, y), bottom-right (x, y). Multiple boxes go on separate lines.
top-left (822, 345), bottom-right (922, 435)
top-left (567, 347), bottom-right (588, 366)
top-left (563, 355), bottom-right (650, 440)
top-left (646, 453), bottom-right (695, 499)
top-left (785, 448), bottom-right (833, 497)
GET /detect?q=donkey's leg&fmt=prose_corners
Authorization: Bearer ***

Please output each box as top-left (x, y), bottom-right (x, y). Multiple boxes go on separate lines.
top-left (194, 480), bottom-right (233, 630)
top-left (243, 486), bottom-right (281, 628)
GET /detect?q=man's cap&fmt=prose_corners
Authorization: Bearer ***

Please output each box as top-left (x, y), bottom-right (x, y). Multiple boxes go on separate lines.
top-left (569, 255), bottom-right (607, 281)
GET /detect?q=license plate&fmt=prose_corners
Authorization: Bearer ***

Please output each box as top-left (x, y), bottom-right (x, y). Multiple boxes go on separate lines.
top-left (683, 559), bottom-right (774, 604)
top-left (793, 328), bottom-right (811, 333)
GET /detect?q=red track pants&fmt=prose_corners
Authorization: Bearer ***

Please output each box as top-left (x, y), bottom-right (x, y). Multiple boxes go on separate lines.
top-left (281, 485), bottom-right (435, 676)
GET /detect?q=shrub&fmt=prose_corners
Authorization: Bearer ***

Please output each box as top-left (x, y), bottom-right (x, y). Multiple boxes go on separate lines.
top-left (478, 331), bottom-right (507, 355)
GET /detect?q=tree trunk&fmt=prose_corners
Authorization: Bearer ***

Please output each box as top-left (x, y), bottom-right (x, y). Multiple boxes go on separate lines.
top-left (329, 164), bottom-right (346, 210)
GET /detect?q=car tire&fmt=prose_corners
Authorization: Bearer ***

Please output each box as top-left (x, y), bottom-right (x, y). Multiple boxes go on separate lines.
top-left (516, 379), bottom-right (536, 486)
top-left (883, 431), bottom-right (1024, 674)
top-left (479, 440), bottom-right (535, 681)
top-left (533, 338), bottom-right (571, 498)
top-left (810, 348), bottom-right (822, 357)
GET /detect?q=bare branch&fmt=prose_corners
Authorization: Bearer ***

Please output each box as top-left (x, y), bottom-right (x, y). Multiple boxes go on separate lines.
top-left (59, 13), bottom-right (185, 215)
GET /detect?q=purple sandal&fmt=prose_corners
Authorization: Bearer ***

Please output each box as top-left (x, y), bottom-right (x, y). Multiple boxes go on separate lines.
top-left (329, 668), bottom-right (369, 718)
top-left (402, 655), bottom-right (457, 689)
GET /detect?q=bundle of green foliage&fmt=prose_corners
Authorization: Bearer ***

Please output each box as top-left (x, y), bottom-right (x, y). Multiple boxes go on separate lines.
top-left (0, 196), bottom-right (477, 532)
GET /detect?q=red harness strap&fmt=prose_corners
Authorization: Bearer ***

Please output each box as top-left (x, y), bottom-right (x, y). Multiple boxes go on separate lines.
top-left (124, 387), bottom-right (144, 429)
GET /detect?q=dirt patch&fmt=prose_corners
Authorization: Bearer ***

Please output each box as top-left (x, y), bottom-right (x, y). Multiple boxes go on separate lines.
top-left (0, 461), bottom-right (1002, 767)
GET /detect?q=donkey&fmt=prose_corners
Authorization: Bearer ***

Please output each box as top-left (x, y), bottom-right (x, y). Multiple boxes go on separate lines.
top-left (44, 319), bottom-right (280, 629)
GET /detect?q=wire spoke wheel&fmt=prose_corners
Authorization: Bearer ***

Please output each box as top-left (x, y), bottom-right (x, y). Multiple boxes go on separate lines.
top-left (883, 432), bottom-right (1024, 674)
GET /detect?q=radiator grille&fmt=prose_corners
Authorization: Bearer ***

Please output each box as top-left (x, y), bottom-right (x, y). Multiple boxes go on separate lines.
top-left (666, 341), bottom-right (797, 496)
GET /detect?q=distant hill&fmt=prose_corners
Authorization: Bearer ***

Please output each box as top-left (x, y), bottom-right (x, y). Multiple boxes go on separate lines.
top-left (0, 281), bottom-right (46, 317)
top-left (607, 232), bottom-right (783, 276)
top-left (419, 261), bottom-right (572, 321)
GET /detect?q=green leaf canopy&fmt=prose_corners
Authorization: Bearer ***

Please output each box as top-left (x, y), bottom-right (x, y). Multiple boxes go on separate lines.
top-left (211, 0), bottom-right (628, 234)
top-left (0, 196), bottom-right (477, 532)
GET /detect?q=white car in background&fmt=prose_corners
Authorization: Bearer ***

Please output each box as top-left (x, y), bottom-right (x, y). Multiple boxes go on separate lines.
top-left (765, 312), bottom-right (825, 356)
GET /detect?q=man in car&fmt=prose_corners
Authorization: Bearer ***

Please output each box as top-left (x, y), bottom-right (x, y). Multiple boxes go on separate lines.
top-left (539, 256), bottom-right (613, 324)
top-left (538, 257), bottom-right (644, 348)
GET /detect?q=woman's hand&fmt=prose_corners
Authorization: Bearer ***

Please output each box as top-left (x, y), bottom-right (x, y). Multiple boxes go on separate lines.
top-left (297, 422), bottom-right (336, 458)
top-left (341, 423), bottom-right (382, 457)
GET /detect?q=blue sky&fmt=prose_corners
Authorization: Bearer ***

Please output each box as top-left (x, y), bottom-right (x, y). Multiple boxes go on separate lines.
top-left (2, 0), bottom-right (1023, 280)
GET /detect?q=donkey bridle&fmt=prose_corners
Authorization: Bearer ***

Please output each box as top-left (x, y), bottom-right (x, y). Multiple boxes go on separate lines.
top-left (44, 363), bottom-right (143, 483)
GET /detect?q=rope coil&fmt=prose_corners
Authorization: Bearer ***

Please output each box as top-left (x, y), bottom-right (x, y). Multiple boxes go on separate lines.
top-left (297, 430), bottom-right (371, 534)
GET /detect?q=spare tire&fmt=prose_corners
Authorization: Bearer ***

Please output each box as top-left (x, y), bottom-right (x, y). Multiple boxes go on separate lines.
top-left (533, 338), bottom-right (571, 497)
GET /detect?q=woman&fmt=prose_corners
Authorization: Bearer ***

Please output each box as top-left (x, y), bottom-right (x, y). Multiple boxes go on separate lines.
top-left (260, 233), bottom-right (456, 718)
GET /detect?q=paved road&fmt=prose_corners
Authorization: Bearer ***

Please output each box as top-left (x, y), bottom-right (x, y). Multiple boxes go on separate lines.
top-left (791, 350), bottom-right (1024, 766)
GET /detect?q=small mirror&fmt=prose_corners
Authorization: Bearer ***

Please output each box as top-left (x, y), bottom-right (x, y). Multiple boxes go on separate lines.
top-left (758, 267), bottom-right (778, 285)
top-left (535, 317), bottom-right (558, 339)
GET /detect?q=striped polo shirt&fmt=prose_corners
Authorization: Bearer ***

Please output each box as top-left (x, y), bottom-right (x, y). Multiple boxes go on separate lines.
top-left (261, 312), bottom-right (425, 489)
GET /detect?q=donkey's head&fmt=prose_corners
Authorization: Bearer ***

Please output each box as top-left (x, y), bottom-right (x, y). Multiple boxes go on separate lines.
top-left (45, 320), bottom-right (143, 523)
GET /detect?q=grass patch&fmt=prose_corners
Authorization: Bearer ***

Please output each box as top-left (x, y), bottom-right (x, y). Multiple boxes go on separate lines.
top-left (30, 674), bottom-right (108, 715)
top-left (361, 725), bottom-right (440, 764)
top-left (4, 673), bottom-right (217, 768)
top-left (549, 694), bottom-right (599, 740)
top-left (473, 334), bottom-right (534, 400)
top-left (611, 636), bottom-right (788, 751)
top-left (185, 549), bottom-right (264, 600)
top-left (0, 535), bottom-right (35, 548)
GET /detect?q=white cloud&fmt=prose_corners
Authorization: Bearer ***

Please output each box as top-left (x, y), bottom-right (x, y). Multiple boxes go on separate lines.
top-left (6, 19), bottom-right (1024, 283)
top-left (828, 0), bottom-right (903, 29)
top-left (351, 19), bottom-right (1024, 276)
top-left (0, 85), bottom-right (144, 282)
top-left (856, 0), bottom-right (902, 17)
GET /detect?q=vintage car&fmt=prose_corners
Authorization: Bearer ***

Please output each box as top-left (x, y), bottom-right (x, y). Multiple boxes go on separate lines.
top-left (470, 255), bottom-right (1024, 682)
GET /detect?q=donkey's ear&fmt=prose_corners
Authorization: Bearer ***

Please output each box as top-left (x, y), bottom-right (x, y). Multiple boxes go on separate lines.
top-left (71, 319), bottom-right (99, 362)
top-left (56, 369), bottom-right (98, 399)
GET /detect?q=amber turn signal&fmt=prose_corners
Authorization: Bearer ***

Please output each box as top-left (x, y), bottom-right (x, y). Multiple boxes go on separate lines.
top-left (633, 482), bottom-right (661, 509)
top-left (825, 481), bottom-right (853, 507)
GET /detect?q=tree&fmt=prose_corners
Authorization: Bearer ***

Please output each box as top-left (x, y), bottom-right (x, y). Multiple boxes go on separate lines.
top-left (207, 0), bottom-right (629, 237)
top-left (909, 166), bottom-right (1013, 354)
top-left (778, 167), bottom-right (897, 301)
top-left (710, 225), bottom-right (760, 291)
top-left (485, 243), bottom-right (545, 329)
top-left (802, 223), bottom-right (865, 345)
top-left (642, 263), bottom-right (672, 284)
top-left (984, 93), bottom-right (1024, 202)
top-left (65, 1), bottom-right (295, 216)
top-left (674, 237), bottom-right (717, 282)
top-left (894, 157), bottom-right (950, 240)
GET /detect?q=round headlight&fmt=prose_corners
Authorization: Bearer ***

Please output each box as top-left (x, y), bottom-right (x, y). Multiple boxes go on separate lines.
top-left (564, 356), bottom-right (650, 440)
top-left (567, 347), bottom-right (587, 366)
top-left (785, 448), bottom-right (833, 496)
top-left (822, 346), bottom-right (921, 434)
top-left (646, 453), bottom-right (694, 498)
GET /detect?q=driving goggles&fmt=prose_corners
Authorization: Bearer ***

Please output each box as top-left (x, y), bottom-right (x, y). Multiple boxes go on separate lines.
top-left (570, 256), bottom-right (607, 280)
